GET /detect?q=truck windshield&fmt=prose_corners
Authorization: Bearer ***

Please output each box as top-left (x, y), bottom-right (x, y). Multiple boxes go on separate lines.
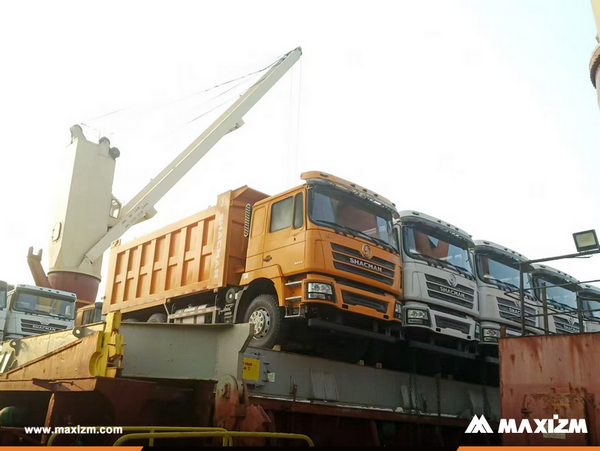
top-left (533, 276), bottom-right (578, 311)
top-left (403, 224), bottom-right (473, 277)
top-left (308, 184), bottom-right (397, 252)
top-left (12, 291), bottom-right (75, 320)
top-left (476, 252), bottom-right (530, 290)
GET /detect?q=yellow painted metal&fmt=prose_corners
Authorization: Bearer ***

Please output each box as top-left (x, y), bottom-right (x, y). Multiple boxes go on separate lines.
top-left (111, 430), bottom-right (315, 447)
top-left (242, 357), bottom-right (260, 381)
top-left (0, 312), bottom-right (124, 381)
top-left (46, 426), bottom-right (227, 446)
top-left (88, 311), bottom-right (124, 377)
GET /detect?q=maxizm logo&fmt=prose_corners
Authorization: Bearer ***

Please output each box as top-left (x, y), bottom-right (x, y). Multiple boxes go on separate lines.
top-left (466, 415), bottom-right (588, 434)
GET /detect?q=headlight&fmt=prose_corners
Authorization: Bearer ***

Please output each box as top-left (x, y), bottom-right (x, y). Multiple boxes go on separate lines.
top-left (307, 282), bottom-right (333, 295)
top-left (483, 328), bottom-right (501, 338)
top-left (306, 282), bottom-right (334, 301)
top-left (407, 309), bottom-right (428, 319)
top-left (393, 301), bottom-right (402, 319)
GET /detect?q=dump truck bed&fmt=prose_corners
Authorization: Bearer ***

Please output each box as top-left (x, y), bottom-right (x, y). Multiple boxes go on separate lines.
top-left (103, 186), bottom-right (268, 314)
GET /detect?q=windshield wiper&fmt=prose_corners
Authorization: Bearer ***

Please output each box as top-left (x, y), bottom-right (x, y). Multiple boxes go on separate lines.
top-left (484, 276), bottom-right (516, 291)
top-left (316, 220), bottom-right (396, 253)
top-left (315, 220), bottom-right (357, 238)
top-left (443, 261), bottom-right (474, 280)
top-left (412, 252), bottom-right (473, 279)
top-left (341, 225), bottom-right (396, 253)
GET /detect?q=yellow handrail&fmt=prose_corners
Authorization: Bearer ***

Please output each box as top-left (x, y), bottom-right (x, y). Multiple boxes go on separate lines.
top-left (46, 426), bottom-right (226, 447)
top-left (112, 430), bottom-right (315, 447)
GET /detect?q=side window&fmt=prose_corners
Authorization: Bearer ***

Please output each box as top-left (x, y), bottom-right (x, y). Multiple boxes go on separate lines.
top-left (293, 192), bottom-right (304, 229)
top-left (270, 197), bottom-right (293, 232)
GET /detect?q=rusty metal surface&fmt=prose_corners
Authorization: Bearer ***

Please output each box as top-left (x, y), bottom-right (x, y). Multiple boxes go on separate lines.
top-left (48, 271), bottom-right (98, 309)
top-left (499, 332), bottom-right (600, 445)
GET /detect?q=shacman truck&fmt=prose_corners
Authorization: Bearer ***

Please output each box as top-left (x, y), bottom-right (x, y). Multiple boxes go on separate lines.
top-left (394, 211), bottom-right (478, 349)
top-left (530, 264), bottom-right (581, 334)
top-left (474, 240), bottom-right (540, 343)
top-left (0, 282), bottom-right (76, 340)
top-left (103, 172), bottom-right (402, 349)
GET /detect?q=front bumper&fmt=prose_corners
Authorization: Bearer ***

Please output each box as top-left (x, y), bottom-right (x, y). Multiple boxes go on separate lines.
top-left (286, 274), bottom-right (401, 323)
top-left (402, 302), bottom-right (478, 342)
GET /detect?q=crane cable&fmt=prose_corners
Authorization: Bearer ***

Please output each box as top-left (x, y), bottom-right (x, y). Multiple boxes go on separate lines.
top-left (79, 51), bottom-right (288, 135)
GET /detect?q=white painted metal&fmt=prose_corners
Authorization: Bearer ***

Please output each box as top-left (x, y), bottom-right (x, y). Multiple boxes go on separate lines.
top-left (48, 126), bottom-right (119, 279)
top-left (396, 211), bottom-right (479, 343)
top-left (83, 47), bottom-right (302, 265)
top-left (473, 240), bottom-right (540, 341)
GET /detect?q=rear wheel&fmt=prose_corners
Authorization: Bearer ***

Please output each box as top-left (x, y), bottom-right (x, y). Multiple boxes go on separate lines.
top-left (243, 294), bottom-right (282, 349)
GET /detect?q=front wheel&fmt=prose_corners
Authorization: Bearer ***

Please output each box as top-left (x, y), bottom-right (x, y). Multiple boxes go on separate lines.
top-left (243, 294), bottom-right (283, 349)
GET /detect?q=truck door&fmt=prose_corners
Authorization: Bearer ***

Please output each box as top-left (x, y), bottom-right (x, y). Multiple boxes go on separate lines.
top-left (246, 205), bottom-right (268, 271)
top-left (262, 192), bottom-right (306, 275)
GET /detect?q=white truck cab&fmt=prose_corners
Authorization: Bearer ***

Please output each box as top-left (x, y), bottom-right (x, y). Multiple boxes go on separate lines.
top-left (474, 240), bottom-right (540, 343)
top-left (578, 283), bottom-right (600, 333)
top-left (2, 284), bottom-right (76, 340)
top-left (530, 264), bottom-right (581, 334)
top-left (395, 211), bottom-right (479, 348)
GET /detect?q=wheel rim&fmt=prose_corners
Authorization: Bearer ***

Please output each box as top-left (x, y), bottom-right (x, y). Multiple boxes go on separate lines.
top-left (248, 308), bottom-right (271, 339)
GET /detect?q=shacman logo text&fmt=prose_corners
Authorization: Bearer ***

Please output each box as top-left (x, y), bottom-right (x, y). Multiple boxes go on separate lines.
top-left (466, 415), bottom-right (587, 434)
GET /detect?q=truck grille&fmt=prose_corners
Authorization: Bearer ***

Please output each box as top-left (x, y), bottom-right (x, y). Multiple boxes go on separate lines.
top-left (554, 315), bottom-right (580, 334)
top-left (342, 291), bottom-right (388, 314)
top-left (434, 316), bottom-right (471, 335)
top-left (497, 297), bottom-right (536, 328)
top-left (425, 274), bottom-right (475, 309)
top-left (331, 243), bottom-right (395, 286)
top-left (21, 318), bottom-right (68, 334)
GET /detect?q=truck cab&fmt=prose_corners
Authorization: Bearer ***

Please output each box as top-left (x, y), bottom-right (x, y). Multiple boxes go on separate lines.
top-left (395, 211), bottom-right (479, 348)
top-left (578, 283), bottom-right (600, 333)
top-left (241, 172), bottom-right (403, 347)
top-left (474, 240), bottom-right (540, 343)
top-left (3, 285), bottom-right (76, 340)
top-left (530, 264), bottom-right (581, 334)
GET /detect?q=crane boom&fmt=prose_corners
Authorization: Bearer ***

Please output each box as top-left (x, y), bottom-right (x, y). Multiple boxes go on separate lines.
top-left (83, 47), bottom-right (302, 266)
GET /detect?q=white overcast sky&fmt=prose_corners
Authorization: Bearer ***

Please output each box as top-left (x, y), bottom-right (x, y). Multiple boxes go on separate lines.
top-left (1, 1), bottom-right (599, 296)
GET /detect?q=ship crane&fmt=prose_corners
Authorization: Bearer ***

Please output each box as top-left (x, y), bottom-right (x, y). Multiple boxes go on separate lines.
top-left (28, 47), bottom-right (302, 308)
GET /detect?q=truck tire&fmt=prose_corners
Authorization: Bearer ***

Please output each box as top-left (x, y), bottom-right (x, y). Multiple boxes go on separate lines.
top-left (243, 294), bottom-right (282, 349)
top-left (147, 313), bottom-right (167, 323)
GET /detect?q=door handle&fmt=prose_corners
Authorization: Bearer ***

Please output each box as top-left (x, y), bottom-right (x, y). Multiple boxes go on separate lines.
top-left (263, 255), bottom-right (272, 262)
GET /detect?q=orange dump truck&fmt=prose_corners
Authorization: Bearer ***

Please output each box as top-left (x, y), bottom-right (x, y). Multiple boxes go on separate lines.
top-left (103, 171), bottom-right (402, 348)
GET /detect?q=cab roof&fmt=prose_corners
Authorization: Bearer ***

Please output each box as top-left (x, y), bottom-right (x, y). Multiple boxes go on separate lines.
top-left (301, 171), bottom-right (398, 217)
top-left (13, 284), bottom-right (77, 299)
top-left (397, 210), bottom-right (473, 243)
top-left (530, 264), bottom-right (579, 284)
top-left (474, 239), bottom-right (528, 262)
